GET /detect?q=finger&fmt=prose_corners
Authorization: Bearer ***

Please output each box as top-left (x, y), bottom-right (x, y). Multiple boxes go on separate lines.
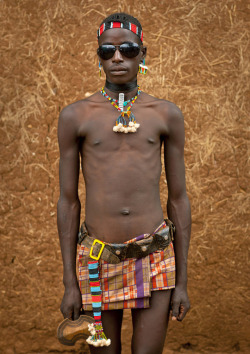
top-left (177, 304), bottom-right (185, 321)
top-left (60, 305), bottom-right (72, 319)
top-left (177, 303), bottom-right (190, 321)
top-left (73, 307), bottom-right (81, 321)
top-left (64, 312), bottom-right (73, 319)
top-left (80, 308), bottom-right (85, 315)
top-left (64, 307), bottom-right (74, 320)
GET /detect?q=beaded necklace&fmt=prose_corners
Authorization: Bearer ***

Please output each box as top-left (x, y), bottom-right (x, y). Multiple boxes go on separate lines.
top-left (100, 87), bottom-right (141, 133)
top-left (102, 92), bottom-right (136, 107)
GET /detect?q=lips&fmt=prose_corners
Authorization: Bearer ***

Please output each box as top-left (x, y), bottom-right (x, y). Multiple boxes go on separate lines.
top-left (110, 66), bottom-right (127, 72)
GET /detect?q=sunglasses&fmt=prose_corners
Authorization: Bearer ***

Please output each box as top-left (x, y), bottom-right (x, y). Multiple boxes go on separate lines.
top-left (97, 43), bottom-right (141, 60)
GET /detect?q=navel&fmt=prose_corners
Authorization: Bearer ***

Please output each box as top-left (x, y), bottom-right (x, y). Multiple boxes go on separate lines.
top-left (93, 139), bottom-right (101, 145)
top-left (148, 137), bottom-right (155, 144)
top-left (121, 209), bottom-right (130, 215)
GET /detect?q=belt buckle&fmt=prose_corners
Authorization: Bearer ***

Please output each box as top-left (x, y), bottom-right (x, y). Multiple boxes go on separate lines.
top-left (89, 239), bottom-right (105, 260)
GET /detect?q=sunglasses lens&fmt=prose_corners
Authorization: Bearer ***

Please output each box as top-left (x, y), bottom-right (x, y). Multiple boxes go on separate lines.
top-left (98, 43), bottom-right (140, 60)
top-left (98, 45), bottom-right (116, 60)
top-left (120, 43), bottom-right (140, 58)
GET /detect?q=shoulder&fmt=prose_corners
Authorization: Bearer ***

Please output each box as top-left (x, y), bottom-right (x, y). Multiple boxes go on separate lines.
top-left (141, 92), bottom-right (183, 117)
top-left (141, 92), bottom-right (184, 132)
top-left (154, 97), bottom-right (183, 123)
top-left (58, 92), bottom-right (102, 137)
top-left (161, 100), bottom-right (184, 129)
top-left (59, 92), bottom-right (100, 122)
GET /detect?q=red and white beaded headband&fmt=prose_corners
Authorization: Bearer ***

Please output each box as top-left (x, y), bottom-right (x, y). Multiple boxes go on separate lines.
top-left (97, 21), bottom-right (143, 43)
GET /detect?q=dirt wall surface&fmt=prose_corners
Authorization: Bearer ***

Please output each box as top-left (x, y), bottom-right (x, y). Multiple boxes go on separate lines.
top-left (0, 0), bottom-right (249, 353)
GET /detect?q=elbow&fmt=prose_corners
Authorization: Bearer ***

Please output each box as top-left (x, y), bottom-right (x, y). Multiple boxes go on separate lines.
top-left (57, 195), bottom-right (81, 213)
top-left (57, 197), bottom-right (81, 230)
top-left (168, 191), bottom-right (190, 205)
top-left (167, 193), bottom-right (191, 217)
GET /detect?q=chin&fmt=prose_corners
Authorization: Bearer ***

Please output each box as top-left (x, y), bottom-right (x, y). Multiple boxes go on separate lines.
top-left (107, 75), bottom-right (137, 84)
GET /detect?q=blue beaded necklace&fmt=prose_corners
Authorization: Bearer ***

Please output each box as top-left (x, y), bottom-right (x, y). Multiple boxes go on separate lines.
top-left (100, 87), bottom-right (141, 133)
top-left (101, 91), bottom-right (139, 107)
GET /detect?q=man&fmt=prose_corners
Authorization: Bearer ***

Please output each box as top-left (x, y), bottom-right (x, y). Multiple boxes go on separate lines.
top-left (57, 12), bottom-right (191, 354)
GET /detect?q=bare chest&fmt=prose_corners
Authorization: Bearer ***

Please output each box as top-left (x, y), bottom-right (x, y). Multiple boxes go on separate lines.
top-left (79, 104), bottom-right (166, 156)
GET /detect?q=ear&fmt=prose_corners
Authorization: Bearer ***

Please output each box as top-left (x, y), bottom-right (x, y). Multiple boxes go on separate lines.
top-left (97, 49), bottom-right (103, 67)
top-left (97, 48), bottom-right (101, 61)
top-left (140, 46), bottom-right (147, 61)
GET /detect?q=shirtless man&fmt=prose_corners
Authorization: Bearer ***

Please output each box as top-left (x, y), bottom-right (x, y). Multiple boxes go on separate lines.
top-left (57, 13), bottom-right (191, 354)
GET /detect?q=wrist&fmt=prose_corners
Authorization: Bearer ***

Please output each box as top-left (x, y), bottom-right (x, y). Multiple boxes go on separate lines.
top-left (175, 280), bottom-right (187, 289)
top-left (63, 273), bottom-right (78, 288)
top-left (175, 272), bottom-right (188, 288)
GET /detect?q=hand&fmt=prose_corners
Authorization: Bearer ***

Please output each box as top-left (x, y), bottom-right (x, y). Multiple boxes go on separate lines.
top-left (171, 285), bottom-right (190, 321)
top-left (60, 283), bottom-right (82, 320)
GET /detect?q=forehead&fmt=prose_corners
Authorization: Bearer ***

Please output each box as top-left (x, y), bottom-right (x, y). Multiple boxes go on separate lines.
top-left (98, 28), bottom-right (140, 45)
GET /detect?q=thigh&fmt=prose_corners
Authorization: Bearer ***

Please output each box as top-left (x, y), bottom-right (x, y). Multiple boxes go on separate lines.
top-left (131, 290), bottom-right (172, 354)
top-left (85, 310), bottom-right (123, 354)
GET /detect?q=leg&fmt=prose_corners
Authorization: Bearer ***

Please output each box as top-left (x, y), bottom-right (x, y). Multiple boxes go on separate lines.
top-left (85, 310), bottom-right (123, 354)
top-left (131, 290), bottom-right (172, 354)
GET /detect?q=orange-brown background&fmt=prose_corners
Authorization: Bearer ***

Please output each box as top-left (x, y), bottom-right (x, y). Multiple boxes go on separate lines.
top-left (1, 0), bottom-right (249, 353)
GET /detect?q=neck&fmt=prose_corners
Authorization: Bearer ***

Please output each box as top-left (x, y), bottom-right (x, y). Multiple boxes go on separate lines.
top-left (104, 80), bottom-right (138, 101)
top-left (105, 80), bottom-right (137, 93)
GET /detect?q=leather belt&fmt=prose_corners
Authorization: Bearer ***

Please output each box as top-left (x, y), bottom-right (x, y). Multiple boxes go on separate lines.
top-left (78, 219), bottom-right (175, 264)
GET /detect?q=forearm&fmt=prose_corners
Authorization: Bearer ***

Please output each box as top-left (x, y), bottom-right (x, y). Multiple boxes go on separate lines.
top-left (57, 196), bottom-right (81, 287)
top-left (167, 194), bottom-right (191, 286)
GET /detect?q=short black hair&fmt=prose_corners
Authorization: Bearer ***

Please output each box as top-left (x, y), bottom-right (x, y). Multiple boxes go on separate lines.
top-left (100, 12), bottom-right (142, 31)
top-left (98, 13), bottom-right (143, 43)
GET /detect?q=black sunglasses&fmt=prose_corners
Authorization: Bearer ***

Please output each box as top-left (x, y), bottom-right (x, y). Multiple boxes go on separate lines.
top-left (97, 43), bottom-right (141, 60)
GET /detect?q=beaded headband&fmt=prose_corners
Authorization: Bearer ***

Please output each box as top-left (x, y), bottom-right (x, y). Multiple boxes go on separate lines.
top-left (97, 21), bottom-right (143, 43)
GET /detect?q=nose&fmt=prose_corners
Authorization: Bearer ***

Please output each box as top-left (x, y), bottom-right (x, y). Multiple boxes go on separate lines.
top-left (112, 47), bottom-right (123, 62)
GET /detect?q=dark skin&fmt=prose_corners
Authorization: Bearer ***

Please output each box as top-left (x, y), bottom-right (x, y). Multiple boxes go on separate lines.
top-left (57, 28), bottom-right (191, 354)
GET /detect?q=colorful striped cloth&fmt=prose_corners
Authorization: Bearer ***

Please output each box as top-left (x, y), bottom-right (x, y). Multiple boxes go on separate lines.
top-left (78, 221), bottom-right (175, 311)
top-left (85, 261), bottom-right (111, 346)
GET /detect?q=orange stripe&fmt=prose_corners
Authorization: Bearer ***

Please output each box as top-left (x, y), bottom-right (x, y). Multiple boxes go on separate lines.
top-left (123, 272), bottom-right (127, 287)
top-left (104, 276), bottom-right (108, 291)
top-left (163, 273), bottom-right (168, 287)
top-left (152, 275), bottom-right (157, 289)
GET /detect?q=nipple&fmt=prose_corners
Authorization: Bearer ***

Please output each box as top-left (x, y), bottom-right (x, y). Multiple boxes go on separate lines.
top-left (148, 138), bottom-right (155, 144)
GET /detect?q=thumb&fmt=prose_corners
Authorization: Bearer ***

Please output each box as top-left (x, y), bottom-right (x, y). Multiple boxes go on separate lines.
top-left (171, 301), bottom-right (180, 321)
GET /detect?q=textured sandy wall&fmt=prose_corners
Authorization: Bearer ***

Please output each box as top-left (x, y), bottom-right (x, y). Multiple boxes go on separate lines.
top-left (1, 0), bottom-right (249, 353)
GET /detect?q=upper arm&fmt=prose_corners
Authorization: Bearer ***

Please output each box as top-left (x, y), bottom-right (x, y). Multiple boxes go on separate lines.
top-left (58, 105), bottom-right (80, 202)
top-left (163, 103), bottom-right (187, 200)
